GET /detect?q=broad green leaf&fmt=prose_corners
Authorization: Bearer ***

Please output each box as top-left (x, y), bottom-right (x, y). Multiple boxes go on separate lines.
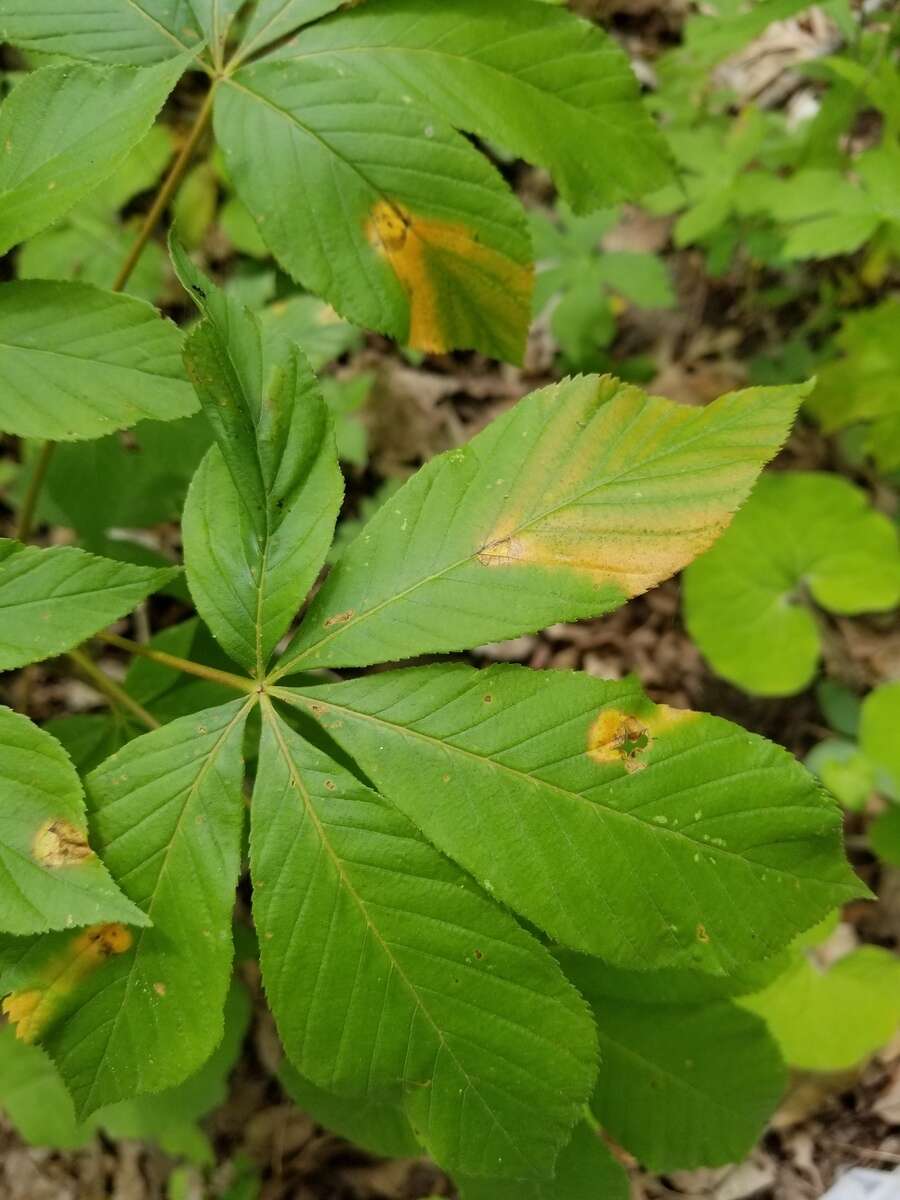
top-left (173, 246), bottom-right (344, 674)
top-left (870, 805), bottom-right (900, 869)
top-left (43, 715), bottom-right (134, 775)
top-left (0, 281), bottom-right (195, 440)
top-left (0, 540), bottom-right (178, 672)
top-left (683, 472), bottom-right (900, 696)
top-left (0, 58), bottom-right (188, 254)
top-left (97, 978), bottom-right (252, 1164)
top-left (278, 664), bottom-right (864, 974)
top-left (457, 1123), bottom-right (629, 1200)
top-left (273, 377), bottom-right (806, 676)
top-left (0, 701), bottom-right (250, 1117)
top-left (807, 300), bottom-right (900, 473)
top-left (0, 0), bottom-right (204, 66)
top-left (861, 682), bottom-right (900, 790)
top-left (280, 1065), bottom-right (423, 1159)
top-left (259, 295), bottom-right (362, 371)
top-left (252, 705), bottom-right (597, 1180)
top-left (215, 64), bottom-right (534, 361)
top-left (0, 1024), bottom-right (88, 1149)
top-left (564, 955), bottom-right (786, 1171)
top-left (741, 947), bottom-right (900, 1071)
top-left (0, 707), bottom-right (147, 936)
top-left (272, 0), bottom-right (671, 212)
top-left (233, 1), bottom-right (344, 65)
top-left (805, 740), bottom-right (875, 813)
top-left (0, 979), bottom-right (250, 1161)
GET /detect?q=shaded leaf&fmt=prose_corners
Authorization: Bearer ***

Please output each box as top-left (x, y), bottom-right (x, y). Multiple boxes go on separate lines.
top-left (0, 539), bottom-right (178, 672)
top-left (0, 57), bottom-right (188, 253)
top-left (0, 281), bottom-right (195, 440)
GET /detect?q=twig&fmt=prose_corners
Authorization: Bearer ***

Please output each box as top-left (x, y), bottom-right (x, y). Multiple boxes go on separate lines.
top-left (67, 648), bottom-right (160, 731)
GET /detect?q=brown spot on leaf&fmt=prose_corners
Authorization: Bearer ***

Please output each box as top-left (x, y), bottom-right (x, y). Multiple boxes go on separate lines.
top-left (324, 609), bottom-right (354, 628)
top-left (153, 981), bottom-right (167, 996)
top-left (32, 820), bottom-right (93, 869)
top-left (696, 924), bottom-right (710, 943)
top-left (483, 694), bottom-right (493, 704)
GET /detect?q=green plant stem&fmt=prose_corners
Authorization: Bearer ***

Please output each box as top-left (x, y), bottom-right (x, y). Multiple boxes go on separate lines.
top-left (111, 82), bottom-right (217, 293)
top-left (16, 82), bottom-right (218, 543)
top-left (15, 439), bottom-right (56, 542)
top-left (96, 631), bottom-right (258, 695)
top-left (67, 648), bottom-right (160, 731)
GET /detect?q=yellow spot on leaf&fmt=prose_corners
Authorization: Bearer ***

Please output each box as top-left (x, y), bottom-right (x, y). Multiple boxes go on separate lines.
top-left (366, 199), bottom-right (532, 354)
top-left (324, 609), bottom-right (354, 628)
top-left (696, 923), bottom-right (710, 943)
top-left (2, 923), bottom-right (133, 1043)
top-left (32, 819), bottom-right (93, 869)
top-left (587, 705), bottom-right (695, 772)
top-left (153, 981), bottom-right (167, 997)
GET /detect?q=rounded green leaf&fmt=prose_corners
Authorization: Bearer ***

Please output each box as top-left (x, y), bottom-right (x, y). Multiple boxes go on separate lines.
top-left (861, 682), bottom-right (900, 791)
top-left (683, 472), bottom-right (900, 696)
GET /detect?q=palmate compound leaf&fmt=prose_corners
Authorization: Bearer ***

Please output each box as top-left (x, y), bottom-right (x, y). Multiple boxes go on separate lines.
top-left (273, 666), bottom-right (864, 974)
top-left (562, 955), bottom-right (786, 1172)
top-left (0, 56), bottom-right (188, 255)
top-left (0, 281), bottom-right (195, 441)
top-left (0, 540), bottom-right (178, 672)
top-left (251, 702), bottom-right (597, 1180)
top-left (683, 472), bottom-right (900, 697)
top-left (0, 708), bottom-right (147, 936)
top-left (214, 0), bottom-right (672, 360)
top-left (171, 242), bottom-right (344, 675)
top-left (0, 1), bottom-right (205, 66)
top-left (270, 377), bottom-right (809, 677)
top-left (0, 700), bottom-right (250, 1117)
top-left (233, 1), bottom-right (346, 64)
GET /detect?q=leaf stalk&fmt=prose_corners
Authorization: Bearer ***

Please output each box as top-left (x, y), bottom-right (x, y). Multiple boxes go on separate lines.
top-left (96, 631), bottom-right (258, 695)
top-left (66, 648), bottom-right (160, 731)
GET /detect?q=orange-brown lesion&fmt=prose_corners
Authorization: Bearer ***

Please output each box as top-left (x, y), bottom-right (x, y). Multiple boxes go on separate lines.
top-left (2, 922), bottom-right (133, 1043)
top-left (366, 198), bottom-right (532, 355)
top-left (587, 704), bottom-right (695, 773)
top-left (32, 819), bottom-right (94, 869)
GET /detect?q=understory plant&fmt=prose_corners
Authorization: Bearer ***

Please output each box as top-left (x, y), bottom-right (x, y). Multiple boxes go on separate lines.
top-left (0, 1), bottom-right (873, 1194)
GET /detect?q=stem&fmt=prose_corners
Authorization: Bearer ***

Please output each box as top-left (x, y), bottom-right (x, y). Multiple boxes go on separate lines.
top-left (18, 81), bottom-right (218, 540)
top-left (67, 648), bottom-right (160, 731)
top-left (112, 82), bottom-right (217, 293)
top-left (96, 632), bottom-right (258, 695)
top-left (15, 440), bottom-right (56, 542)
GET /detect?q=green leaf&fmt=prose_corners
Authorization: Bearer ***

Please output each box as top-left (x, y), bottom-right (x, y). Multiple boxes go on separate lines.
top-left (0, 540), bottom-right (179, 672)
top-left (186, 0), bottom-right (241, 65)
top-left (807, 300), bottom-right (900, 473)
top-left (0, 0), bottom-right (204, 66)
top-left (215, 63), bottom-right (534, 361)
top-left (0, 1024), bottom-right (88, 1149)
top-left (272, 0), bottom-right (671, 212)
top-left (252, 703), bottom-right (597, 1180)
top-left (0, 701), bottom-right (250, 1117)
top-left (280, 1064), bottom-right (423, 1159)
top-left (683, 472), bottom-right (900, 696)
top-left (0, 281), bottom-right (195, 440)
top-left (456, 1123), bottom-right (629, 1200)
top-left (273, 377), bottom-right (806, 676)
top-left (0, 707), bottom-right (147, 937)
top-left (173, 246), bottom-right (344, 674)
top-left (42, 714), bottom-right (134, 775)
top-left (861, 682), bottom-right (900, 790)
top-left (233, 1), bottom-right (345, 65)
top-left (565, 955), bottom-right (786, 1171)
top-left (0, 57), bottom-right (188, 254)
top-left (278, 664), bottom-right (864, 974)
top-left (870, 805), bottom-right (900, 869)
top-left (741, 947), bottom-right (900, 1071)
top-left (259, 295), bottom-right (362, 371)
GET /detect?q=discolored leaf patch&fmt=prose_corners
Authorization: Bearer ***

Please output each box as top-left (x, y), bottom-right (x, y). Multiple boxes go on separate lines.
top-left (588, 706), bottom-right (696, 773)
top-left (32, 819), bottom-right (93, 869)
top-left (2, 923), bottom-right (133, 1043)
top-left (366, 199), bottom-right (532, 356)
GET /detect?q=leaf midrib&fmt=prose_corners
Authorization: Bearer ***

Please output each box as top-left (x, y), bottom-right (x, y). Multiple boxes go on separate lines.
top-left (263, 702), bottom-right (530, 1174)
